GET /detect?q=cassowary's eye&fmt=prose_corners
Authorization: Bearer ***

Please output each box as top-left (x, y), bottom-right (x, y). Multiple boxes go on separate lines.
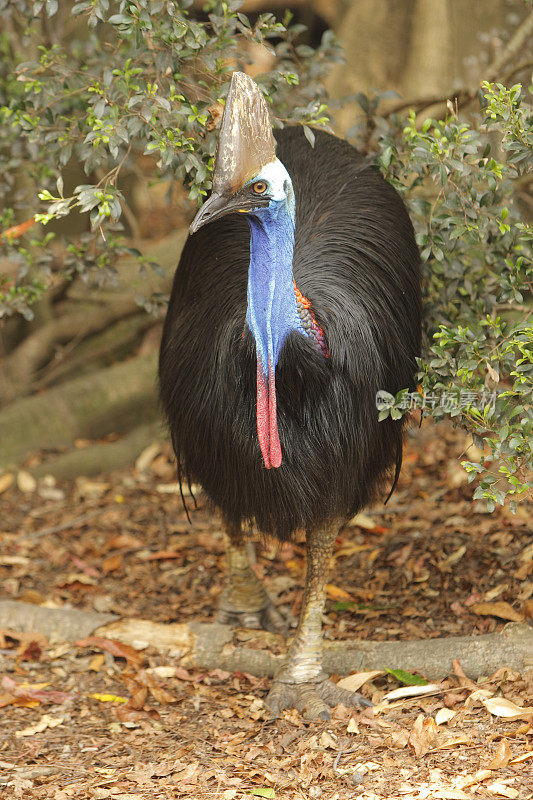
top-left (253, 181), bottom-right (267, 195)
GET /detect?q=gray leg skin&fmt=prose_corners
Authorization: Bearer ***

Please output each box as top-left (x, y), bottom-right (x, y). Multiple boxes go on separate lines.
top-left (266, 520), bottom-right (372, 721)
top-left (216, 524), bottom-right (286, 634)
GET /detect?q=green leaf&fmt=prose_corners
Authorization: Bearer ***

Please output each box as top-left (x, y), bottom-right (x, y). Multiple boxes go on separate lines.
top-left (332, 601), bottom-right (357, 611)
top-left (250, 790), bottom-right (276, 799)
top-left (385, 669), bottom-right (428, 686)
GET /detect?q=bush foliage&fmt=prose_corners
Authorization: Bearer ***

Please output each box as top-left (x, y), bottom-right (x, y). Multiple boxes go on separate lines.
top-left (0, 0), bottom-right (338, 315)
top-left (363, 81), bottom-right (531, 512)
top-left (0, 2), bottom-right (531, 509)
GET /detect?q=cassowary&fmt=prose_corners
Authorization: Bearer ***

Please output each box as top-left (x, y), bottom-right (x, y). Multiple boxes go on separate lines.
top-left (159, 72), bottom-right (421, 720)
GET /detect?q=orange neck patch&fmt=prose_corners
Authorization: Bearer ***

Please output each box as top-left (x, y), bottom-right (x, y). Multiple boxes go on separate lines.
top-left (294, 283), bottom-right (329, 358)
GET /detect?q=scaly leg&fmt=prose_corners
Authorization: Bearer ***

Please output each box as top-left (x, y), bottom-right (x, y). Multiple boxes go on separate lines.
top-left (216, 523), bottom-right (286, 634)
top-left (266, 520), bottom-right (372, 720)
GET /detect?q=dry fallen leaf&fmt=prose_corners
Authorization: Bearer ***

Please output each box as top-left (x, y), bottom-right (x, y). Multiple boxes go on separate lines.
top-left (337, 670), bottom-right (384, 692)
top-left (147, 666), bottom-right (177, 679)
top-left (471, 601), bottom-right (525, 623)
top-left (387, 728), bottom-right (410, 749)
top-left (135, 442), bottom-right (161, 473)
top-left (15, 714), bottom-right (64, 738)
top-left (319, 730), bottom-right (338, 749)
top-left (382, 683), bottom-right (442, 701)
top-left (1, 677), bottom-right (74, 705)
top-left (139, 550), bottom-right (184, 561)
top-left (156, 482), bottom-right (201, 495)
top-left (409, 713), bottom-right (439, 757)
top-left (148, 684), bottom-right (178, 705)
top-left (509, 751), bottom-right (533, 764)
top-left (435, 708), bottom-right (456, 725)
top-left (128, 686), bottom-right (148, 711)
top-left (173, 761), bottom-right (200, 784)
top-left (88, 654), bottom-right (106, 672)
top-left (62, 572), bottom-right (96, 586)
top-left (486, 782), bottom-right (519, 799)
top-left (353, 761), bottom-right (381, 774)
top-left (512, 722), bottom-right (531, 736)
top-left (452, 659), bottom-right (478, 690)
top-left (434, 733), bottom-right (472, 750)
top-left (91, 693), bottom-right (128, 704)
top-left (102, 553), bottom-right (123, 573)
top-left (17, 635), bottom-right (46, 662)
top-left (465, 688), bottom-right (494, 709)
top-left (0, 555), bottom-right (30, 566)
top-left (0, 473), bottom-right (14, 493)
top-left (326, 584), bottom-right (354, 601)
top-left (347, 512), bottom-right (386, 533)
top-left (75, 477), bottom-right (110, 496)
top-left (482, 697), bottom-right (533, 720)
top-left (459, 769), bottom-right (493, 789)
top-left (17, 470), bottom-right (36, 493)
top-left (76, 636), bottom-right (143, 666)
top-left (438, 544), bottom-right (466, 571)
top-left (346, 717), bottom-right (359, 734)
top-left (489, 739), bottom-right (512, 769)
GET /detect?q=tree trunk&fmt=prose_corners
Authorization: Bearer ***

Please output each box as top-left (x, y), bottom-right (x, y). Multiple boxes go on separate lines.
top-left (0, 352), bottom-right (158, 471)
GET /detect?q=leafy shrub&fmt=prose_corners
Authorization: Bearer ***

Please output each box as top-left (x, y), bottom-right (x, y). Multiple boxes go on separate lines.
top-left (0, 0), bottom-right (339, 316)
top-left (360, 82), bottom-right (531, 511)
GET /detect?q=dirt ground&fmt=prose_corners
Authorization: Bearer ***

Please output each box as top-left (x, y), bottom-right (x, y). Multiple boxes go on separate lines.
top-left (0, 420), bottom-right (532, 799)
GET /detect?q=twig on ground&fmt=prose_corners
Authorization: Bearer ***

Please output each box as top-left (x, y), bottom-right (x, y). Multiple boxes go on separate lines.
top-left (28, 508), bottom-right (104, 539)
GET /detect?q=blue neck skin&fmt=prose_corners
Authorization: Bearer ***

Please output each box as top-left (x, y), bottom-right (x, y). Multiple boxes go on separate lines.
top-left (245, 199), bottom-right (305, 376)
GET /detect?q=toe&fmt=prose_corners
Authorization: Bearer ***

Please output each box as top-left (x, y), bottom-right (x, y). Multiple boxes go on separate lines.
top-left (353, 693), bottom-right (373, 709)
top-left (321, 682), bottom-right (373, 709)
top-left (216, 607), bottom-right (236, 626)
top-left (296, 685), bottom-right (332, 721)
top-left (265, 682), bottom-right (293, 716)
top-left (262, 603), bottom-right (288, 635)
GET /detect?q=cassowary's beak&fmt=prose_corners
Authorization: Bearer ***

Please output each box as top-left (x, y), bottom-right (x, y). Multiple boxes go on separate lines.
top-left (189, 193), bottom-right (229, 234)
top-left (189, 191), bottom-right (269, 235)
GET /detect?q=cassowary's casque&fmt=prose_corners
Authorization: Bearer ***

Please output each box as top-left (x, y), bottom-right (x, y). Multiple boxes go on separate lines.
top-left (159, 72), bottom-right (422, 719)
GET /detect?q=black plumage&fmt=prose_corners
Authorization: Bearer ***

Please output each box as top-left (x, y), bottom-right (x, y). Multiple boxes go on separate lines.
top-left (159, 126), bottom-right (421, 541)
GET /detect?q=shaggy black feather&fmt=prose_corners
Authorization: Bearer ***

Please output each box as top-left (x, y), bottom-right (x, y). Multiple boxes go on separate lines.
top-left (159, 127), bottom-right (422, 540)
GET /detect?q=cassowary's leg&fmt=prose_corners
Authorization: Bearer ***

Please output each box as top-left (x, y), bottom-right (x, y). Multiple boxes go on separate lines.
top-left (216, 523), bottom-right (286, 634)
top-left (266, 520), bottom-right (372, 720)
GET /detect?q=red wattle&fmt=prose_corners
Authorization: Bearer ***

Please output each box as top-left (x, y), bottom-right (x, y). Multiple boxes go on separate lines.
top-left (256, 362), bottom-right (271, 469)
top-left (268, 361), bottom-right (282, 468)
top-left (256, 360), bottom-right (282, 469)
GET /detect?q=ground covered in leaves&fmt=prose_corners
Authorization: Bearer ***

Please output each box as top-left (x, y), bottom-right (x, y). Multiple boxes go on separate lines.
top-left (0, 420), bottom-right (532, 799)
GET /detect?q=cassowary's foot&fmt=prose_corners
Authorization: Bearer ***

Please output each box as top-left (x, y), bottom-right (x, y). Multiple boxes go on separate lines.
top-left (218, 530), bottom-right (288, 634)
top-left (266, 673), bottom-right (372, 721)
top-left (217, 591), bottom-right (287, 634)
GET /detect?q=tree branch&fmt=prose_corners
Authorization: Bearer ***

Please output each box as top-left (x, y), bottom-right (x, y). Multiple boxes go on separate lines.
top-left (1, 601), bottom-right (531, 682)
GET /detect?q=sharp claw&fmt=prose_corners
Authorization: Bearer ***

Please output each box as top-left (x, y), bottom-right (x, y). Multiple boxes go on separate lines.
top-left (266, 699), bottom-right (280, 715)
